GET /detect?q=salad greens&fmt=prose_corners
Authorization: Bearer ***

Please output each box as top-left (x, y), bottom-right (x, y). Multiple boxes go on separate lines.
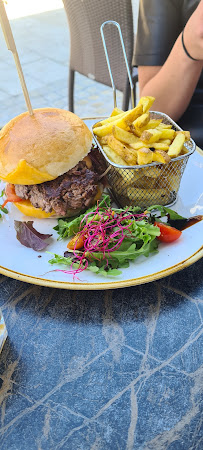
top-left (147, 204), bottom-right (187, 222)
top-left (49, 194), bottom-right (163, 277)
top-left (147, 204), bottom-right (188, 230)
top-left (0, 189), bottom-right (8, 218)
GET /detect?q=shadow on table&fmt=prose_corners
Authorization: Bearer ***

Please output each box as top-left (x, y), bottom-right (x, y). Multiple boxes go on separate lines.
top-left (0, 258), bottom-right (202, 328)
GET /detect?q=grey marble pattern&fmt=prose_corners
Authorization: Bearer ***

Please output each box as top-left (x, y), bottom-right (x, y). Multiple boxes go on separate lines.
top-left (0, 257), bottom-right (202, 450)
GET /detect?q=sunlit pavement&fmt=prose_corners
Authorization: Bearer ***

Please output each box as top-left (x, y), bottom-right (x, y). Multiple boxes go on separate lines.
top-left (0, 0), bottom-right (139, 126)
top-left (0, 6), bottom-right (124, 127)
top-left (3, 0), bottom-right (63, 20)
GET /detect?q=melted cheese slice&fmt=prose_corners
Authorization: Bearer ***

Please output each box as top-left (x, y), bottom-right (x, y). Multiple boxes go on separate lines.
top-left (0, 160), bottom-right (55, 185)
top-left (14, 200), bottom-right (55, 218)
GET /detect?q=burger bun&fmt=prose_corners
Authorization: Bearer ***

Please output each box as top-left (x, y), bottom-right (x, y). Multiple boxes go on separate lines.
top-left (0, 108), bottom-right (93, 185)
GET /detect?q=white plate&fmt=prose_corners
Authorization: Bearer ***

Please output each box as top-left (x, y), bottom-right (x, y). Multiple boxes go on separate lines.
top-left (0, 118), bottom-right (202, 290)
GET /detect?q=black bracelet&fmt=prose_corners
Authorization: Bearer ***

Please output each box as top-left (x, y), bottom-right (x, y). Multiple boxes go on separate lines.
top-left (181, 28), bottom-right (199, 61)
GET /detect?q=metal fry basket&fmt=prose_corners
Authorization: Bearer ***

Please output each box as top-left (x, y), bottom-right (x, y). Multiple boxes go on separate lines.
top-left (93, 21), bottom-right (196, 209)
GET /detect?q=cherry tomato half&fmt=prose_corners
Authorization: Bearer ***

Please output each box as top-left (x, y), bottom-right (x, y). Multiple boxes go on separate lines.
top-left (5, 183), bottom-right (22, 202)
top-left (1, 183), bottom-right (22, 208)
top-left (67, 233), bottom-right (85, 250)
top-left (154, 221), bottom-right (182, 243)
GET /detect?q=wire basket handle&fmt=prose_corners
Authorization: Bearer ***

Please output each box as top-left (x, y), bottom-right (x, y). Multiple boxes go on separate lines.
top-left (100, 20), bottom-right (135, 109)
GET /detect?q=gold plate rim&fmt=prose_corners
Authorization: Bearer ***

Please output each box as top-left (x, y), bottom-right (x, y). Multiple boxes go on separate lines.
top-left (0, 246), bottom-right (202, 290)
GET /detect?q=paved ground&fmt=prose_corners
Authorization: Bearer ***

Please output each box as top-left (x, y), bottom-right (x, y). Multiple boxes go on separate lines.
top-left (4, 0), bottom-right (63, 20)
top-left (0, 8), bottom-right (127, 127)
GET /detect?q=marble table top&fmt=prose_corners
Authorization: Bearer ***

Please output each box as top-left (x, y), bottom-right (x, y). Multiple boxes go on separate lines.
top-left (0, 256), bottom-right (202, 450)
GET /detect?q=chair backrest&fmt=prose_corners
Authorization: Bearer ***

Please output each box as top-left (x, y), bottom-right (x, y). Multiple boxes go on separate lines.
top-left (62, 0), bottom-right (134, 94)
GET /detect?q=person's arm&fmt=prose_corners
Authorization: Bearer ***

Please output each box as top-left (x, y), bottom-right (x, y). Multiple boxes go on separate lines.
top-left (139, 1), bottom-right (203, 120)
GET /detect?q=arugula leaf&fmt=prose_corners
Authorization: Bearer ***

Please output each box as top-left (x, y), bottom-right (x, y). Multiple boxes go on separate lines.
top-left (147, 205), bottom-right (186, 221)
top-left (48, 254), bottom-right (74, 266)
top-left (0, 205), bottom-right (8, 219)
top-left (147, 204), bottom-right (188, 230)
top-left (0, 190), bottom-right (8, 218)
top-left (0, 205), bottom-right (8, 214)
top-left (48, 253), bottom-right (122, 277)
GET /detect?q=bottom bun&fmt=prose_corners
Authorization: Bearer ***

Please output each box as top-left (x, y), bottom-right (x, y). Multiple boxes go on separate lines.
top-left (14, 200), bottom-right (82, 219)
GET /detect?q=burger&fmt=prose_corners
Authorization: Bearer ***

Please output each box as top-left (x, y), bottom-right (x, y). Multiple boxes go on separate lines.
top-left (0, 107), bottom-right (104, 219)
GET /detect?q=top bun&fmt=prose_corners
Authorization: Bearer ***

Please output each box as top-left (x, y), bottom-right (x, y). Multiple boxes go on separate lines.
top-left (0, 108), bottom-right (92, 185)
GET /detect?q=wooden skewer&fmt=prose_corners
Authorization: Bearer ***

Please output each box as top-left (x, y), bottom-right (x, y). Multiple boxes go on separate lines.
top-left (0, 0), bottom-right (33, 115)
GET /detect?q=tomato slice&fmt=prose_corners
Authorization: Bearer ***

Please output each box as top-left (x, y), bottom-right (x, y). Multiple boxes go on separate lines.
top-left (2, 183), bottom-right (23, 208)
top-left (154, 221), bottom-right (182, 243)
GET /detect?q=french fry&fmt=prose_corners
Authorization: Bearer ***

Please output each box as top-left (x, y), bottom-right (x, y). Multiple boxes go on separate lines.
top-left (107, 135), bottom-right (137, 165)
top-left (132, 112), bottom-right (150, 129)
top-left (181, 145), bottom-right (189, 155)
top-left (107, 135), bottom-right (128, 157)
top-left (112, 125), bottom-right (139, 145)
top-left (129, 124), bottom-right (143, 137)
top-left (93, 121), bottom-right (120, 137)
top-left (121, 151), bottom-right (137, 166)
top-left (174, 130), bottom-right (190, 141)
top-left (137, 96), bottom-right (155, 113)
top-left (152, 150), bottom-right (171, 164)
top-left (140, 129), bottom-right (162, 144)
top-left (131, 175), bottom-right (157, 189)
top-left (102, 145), bottom-right (127, 166)
top-left (127, 186), bottom-right (170, 204)
top-left (115, 104), bottom-right (143, 131)
top-left (178, 130), bottom-right (190, 141)
top-left (166, 172), bottom-right (181, 192)
top-left (98, 135), bottom-right (109, 145)
top-left (130, 141), bottom-right (150, 150)
top-left (145, 119), bottom-right (162, 129)
top-left (141, 166), bottom-right (161, 179)
top-left (151, 143), bottom-right (169, 151)
top-left (130, 119), bottom-right (163, 137)
top-left (93, 105), bottom-right (143, 136)
top-left (157, 123), bottom-right (172, 129)
top-left (118, 168), bottom-right (136, 184)
top-left (137, 148), bottom-right (153, 165)
top-left (110, 107), bottom-right (124, 117)
top-left (159, 139), bottom-right (172, 145)
top-left (160, 128), bottom-right (176, 140)
top-left (168, 132), bottom-right (185, 157)
top-left (95, 111), bottom-right (126, 126)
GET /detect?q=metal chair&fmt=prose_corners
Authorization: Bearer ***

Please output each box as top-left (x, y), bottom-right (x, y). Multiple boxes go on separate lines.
top-left (62, 0), bottom-right (138, 112)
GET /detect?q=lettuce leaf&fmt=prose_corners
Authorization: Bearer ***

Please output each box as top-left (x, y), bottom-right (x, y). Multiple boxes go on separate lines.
top-left (48, 253), bottom-right (122, 277)
top-left (147, 205), bottom-right (186, 221)
top-left (147, 205), bottom-right (188, 230)
top-left (14, 221), bottom-right (52, 251)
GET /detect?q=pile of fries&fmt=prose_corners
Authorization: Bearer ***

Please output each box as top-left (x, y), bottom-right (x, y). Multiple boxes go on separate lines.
top-left (93, 96), bottom-right (190, 166)
top-left (92, 96), bottom-right (192, 208)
